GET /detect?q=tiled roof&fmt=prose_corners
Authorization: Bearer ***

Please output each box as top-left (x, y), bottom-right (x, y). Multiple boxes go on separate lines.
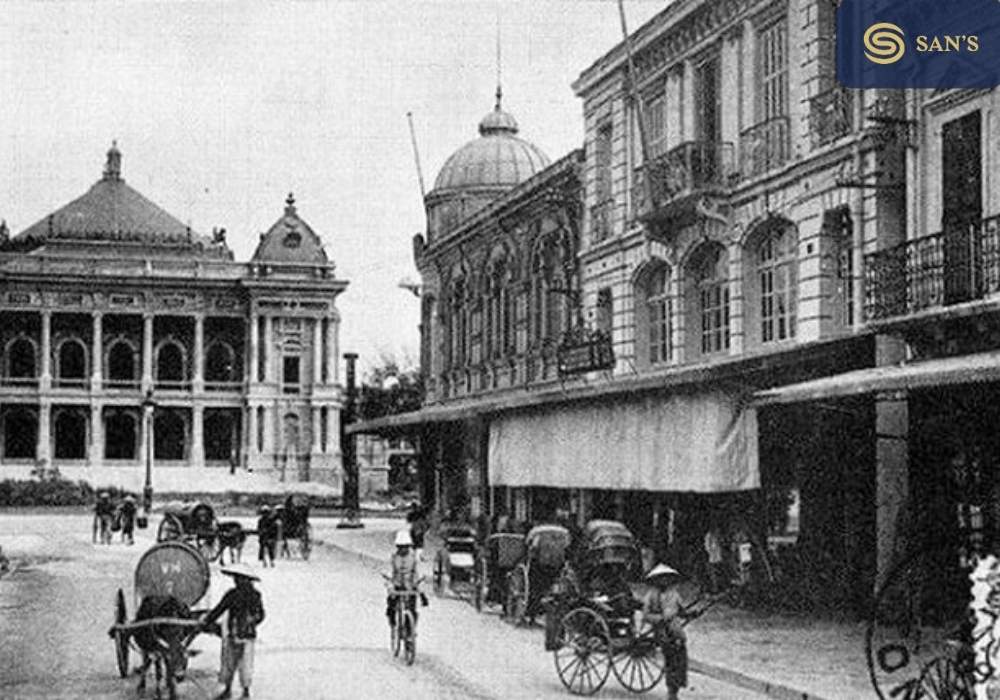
top-left (251, 193), bottom-right (329, 265)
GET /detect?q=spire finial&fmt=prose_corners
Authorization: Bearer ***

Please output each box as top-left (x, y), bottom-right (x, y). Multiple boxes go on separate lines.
top-left (495, 1), bottom-right (503, 111)
top-left (103, 140), bottom-right (122, 181)
top-left (285, 192), bottom-right (296, 215)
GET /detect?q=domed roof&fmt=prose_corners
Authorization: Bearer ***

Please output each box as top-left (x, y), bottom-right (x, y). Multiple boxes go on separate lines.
top-left (15, 143), bottom-right (213, 249)
top-left (251, 193), bottom-right (329, 264)
top-left (432, 88), bottom-right (550, 193)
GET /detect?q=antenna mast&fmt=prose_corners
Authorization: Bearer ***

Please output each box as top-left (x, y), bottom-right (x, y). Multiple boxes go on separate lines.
top-left (406, 111), bottom-right (427, 200)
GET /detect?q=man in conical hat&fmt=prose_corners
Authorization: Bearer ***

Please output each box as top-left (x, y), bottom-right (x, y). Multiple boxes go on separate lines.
top-left (638, 563), bottom-right (689, 700)
top-left (201, 564), bottom-right (265, 699)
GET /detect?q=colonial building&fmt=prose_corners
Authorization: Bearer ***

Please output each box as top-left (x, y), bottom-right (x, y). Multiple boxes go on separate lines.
top-left (0, 145), bottom-right (347, 493)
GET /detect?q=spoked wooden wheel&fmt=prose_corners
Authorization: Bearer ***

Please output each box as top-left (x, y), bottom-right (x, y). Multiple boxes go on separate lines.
top-left (506, 565), bottom-right (528, 626)
top-left (113, 588), bottom-right (129, 678)
top-left (553, 607), bottom-right (612, 695)
top-left (612, 628), bottom-right (666, 693)
top-left (916, 656), bottom-right (973, 700)
top-left (157, 514), bottom-right (183, 542)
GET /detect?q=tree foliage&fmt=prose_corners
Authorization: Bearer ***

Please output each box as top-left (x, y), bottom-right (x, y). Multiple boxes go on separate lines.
top-left (358, 359), bottom-right (424, 420)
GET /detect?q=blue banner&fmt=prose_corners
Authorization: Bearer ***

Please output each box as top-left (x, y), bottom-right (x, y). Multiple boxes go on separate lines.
top-left (837, 0), bottom-right (1000, 88)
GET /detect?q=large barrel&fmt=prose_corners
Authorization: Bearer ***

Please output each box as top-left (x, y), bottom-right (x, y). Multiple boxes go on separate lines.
top-left (134, 541), bottom-right (210, 607)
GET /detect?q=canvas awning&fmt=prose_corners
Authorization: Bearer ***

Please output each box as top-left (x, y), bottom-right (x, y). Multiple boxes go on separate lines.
top-left (488, 390), bottom-right (759, 493)
top-left (753, 350), bottom-right (1000, 406)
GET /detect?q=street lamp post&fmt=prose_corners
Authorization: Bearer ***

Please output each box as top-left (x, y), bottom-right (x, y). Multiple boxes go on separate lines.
top-left (140, 388), bottom-right (156, 528)
top-left (336, 352), bottom-right (363, 529)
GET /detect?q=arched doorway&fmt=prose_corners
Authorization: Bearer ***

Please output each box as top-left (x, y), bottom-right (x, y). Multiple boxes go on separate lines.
top-left (156, 341), bottom-right (186, 384)
top-left (2, 406), bottom-right (37, 459)
top-left (54, 408), bottom-right (87, 460)
top-left (154, 409), bottom-right (187, 461)
top-left (107, 340), bottom-right (137, 384)
top-left (104, 410), bottom-right (137, 460)
top-left (57, 339), bottom-right (87, 385)
top-left (205, 342), bottom-right (237, 383)
top-left (204, 409), bottom-right (239, 462)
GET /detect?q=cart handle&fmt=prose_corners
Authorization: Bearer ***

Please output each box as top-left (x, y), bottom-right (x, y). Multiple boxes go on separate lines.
top-left (111, 618), bottom-right (203, 632)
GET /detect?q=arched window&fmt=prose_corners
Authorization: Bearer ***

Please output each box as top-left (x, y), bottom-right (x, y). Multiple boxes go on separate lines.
top-left (205, 341), bottom-right (236, 383)
top-left (54, 408), bottom-right (87, 460)
top-left (485, 259), bottom-right (508, 360)
top-left (2, 406), bottom-right (37, 459)
top-left (57, 339), bottom-right (87, 383)
top-left (750, 222), bottom-right (797, 344)
top-left (154, 409), bottom-right (187, 460)
top-left (687, 243), bottom-right (730, 357)
top-left (6, 337), bottom-right (37, 379)
top-left (156, 340), bottom-right (186, 383)
top-left (450, 279), bottom-right (467, 368)
top-left (531, 234), bottom-right (570, 345)
top-left (104, 410), bottom-right (137, 460)
top-left (107, 340), bottom-right (137, 382)
top-left (636, 262), bottom-right (672, 367)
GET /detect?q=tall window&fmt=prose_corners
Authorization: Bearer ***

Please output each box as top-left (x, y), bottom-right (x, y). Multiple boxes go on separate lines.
top-left (644, 93), bottom-right (667, 157)
top-left (596, 288), bottom-right (613, 337)
top-left (756, 226), bottom-right (797, 343)
top-left (486, 260), bottom-right (507, 360)
top-left (596, 122), bottom-right (613, 201)
top-left (450, 280), bottom-right (467, 367)
top-left (758, 19), bottom-right (788, 124)
top-left (692, 245), bottom-right (730, 355)
top-left (644, 267), bottom-right (672, 364)
top-left (695, 54), bottom-right (721, 143)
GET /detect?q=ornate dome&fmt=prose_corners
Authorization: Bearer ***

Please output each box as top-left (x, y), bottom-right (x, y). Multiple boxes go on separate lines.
top-left (432, 88), bottom-right (550, 193)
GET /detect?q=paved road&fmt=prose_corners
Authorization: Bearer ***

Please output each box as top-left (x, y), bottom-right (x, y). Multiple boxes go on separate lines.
top-left (0, 513), bottom-right (761, 699)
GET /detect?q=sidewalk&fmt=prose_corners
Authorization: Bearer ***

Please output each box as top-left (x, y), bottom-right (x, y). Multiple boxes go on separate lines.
top-left (319, 519), bottom-right (872, 700)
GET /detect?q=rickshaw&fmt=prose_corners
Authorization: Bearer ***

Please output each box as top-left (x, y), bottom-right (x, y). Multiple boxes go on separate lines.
top-left (475, 532), bottom-right (527, 614)
top-left (506, 524), bottom-right (571, 626)
top-left (277, 499), bottom-right (312, 560)
top-left (157, 501), bottom-right (226, 562)
top-left (432, 523), bottom-right (478, 601)
top-left (108, 541), bottom-right (212, 699)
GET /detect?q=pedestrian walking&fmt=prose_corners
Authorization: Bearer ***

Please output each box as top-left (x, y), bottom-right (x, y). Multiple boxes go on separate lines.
top-left (119, 494), bottom-right (137, 545)
top-left (200, 564), bottom-right (265, 700)
top-left (94, 491), bottom-right (114, 545)
top-left (256, 506), bottom-right (276, 567)
top-left (703, 528), bottom-right (724, 593)
top-left (638, 563), bottom-right (689, 700)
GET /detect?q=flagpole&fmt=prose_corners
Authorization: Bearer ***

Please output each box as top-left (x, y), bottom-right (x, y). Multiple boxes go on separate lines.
top-left (617, 0), bottom-right (654, 210)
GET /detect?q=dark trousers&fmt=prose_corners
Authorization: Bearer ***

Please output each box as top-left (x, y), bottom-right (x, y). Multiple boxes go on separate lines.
top-left (258, 538), bottom-right (275, 565)
top-left (660, 627), bottom-right (688, 691)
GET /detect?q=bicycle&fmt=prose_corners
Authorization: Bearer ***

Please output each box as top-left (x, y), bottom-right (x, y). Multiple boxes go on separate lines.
top-left (383, 575), bottom-right (425, 665)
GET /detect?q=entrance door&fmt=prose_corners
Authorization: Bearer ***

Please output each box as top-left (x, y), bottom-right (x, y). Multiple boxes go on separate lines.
top-left (942, 111), bottom-right (982, 304)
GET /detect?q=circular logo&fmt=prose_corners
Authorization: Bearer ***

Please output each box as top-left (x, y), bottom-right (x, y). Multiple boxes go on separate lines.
top-left (864, 22), bottom-right (906, 64)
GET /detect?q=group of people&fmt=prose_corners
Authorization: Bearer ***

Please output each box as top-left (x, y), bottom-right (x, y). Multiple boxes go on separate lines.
top-left (255, 497), bottom-right (309, 566)
top-left (92, 491), bottom-right (138, 545)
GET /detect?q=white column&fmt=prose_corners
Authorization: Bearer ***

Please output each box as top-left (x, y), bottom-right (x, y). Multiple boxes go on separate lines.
top-left (191, 404), bottom-right (204, 467)
top-left (193, 315), bottom-right (204, 391)
top-left (91, 313), bottom-right (103, 389)
top-left (37, 402), bottom-right (51, 464)
top-left (327, 407), bottom-right (341, 455)
top-left (142, 313), bottom-right (154, 388)
top-left (40, 311), bottom-right (52, 388)
top-left (247, 404), bottom-right (258, 457)
top-left (312, 406), bottom-right (322, 452)
top-left (326, 316), bottom-right (339, 384)
top-left (262, 405), bottom-right (274, 455)
top-left (249, 315), bottom-right (259, 384)
top-left (89, 404), bottom-right (103, 466)
top-left (312, 319), bottom-right (323, 387)
top-left (263, 316), bottom-right (274, 383)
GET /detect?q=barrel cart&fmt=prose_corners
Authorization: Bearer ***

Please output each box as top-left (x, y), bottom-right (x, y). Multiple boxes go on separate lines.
top-left (475, 532), bottom-right (527, 614)
top-left (506, 524), bottom-right (571, 626)
top-left (432, 523), bottom-right (478, 602)
top-left (108, 541), bottom-right (212, 700)
top-left (157, 502), bottom-right (227, 562)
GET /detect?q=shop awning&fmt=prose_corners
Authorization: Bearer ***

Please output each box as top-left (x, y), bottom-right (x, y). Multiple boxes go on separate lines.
top-left (488, 390), bottom-right (759, 493)
top-left (753, 350), bottom-right (1000, 406)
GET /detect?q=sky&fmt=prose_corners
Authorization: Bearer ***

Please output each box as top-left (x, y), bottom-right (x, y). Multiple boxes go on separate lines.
top-left (0, 1), bottom-right (663, 375)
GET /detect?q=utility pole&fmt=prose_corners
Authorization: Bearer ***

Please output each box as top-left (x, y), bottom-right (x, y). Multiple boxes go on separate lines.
top-left (337, 352), bottom-right (363, 529)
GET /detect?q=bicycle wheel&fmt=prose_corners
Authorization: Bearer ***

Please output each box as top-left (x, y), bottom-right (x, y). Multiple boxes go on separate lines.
top-left (553, 607), bottom-right (611, 695)
top-left (611, 628), bottom-right (665, 693)
top-left (402, 610), bottom-right (416, 665)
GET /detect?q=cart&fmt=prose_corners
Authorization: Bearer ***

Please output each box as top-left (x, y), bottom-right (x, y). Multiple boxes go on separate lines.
top-left (475, 532), bottom-right (527, 614)
top-left (108, 541), bottom-right (212, 700)
top-left (278, 500), bottom-right (312, 560)
top-left (506, 524), bottom-right (571, 626)
top-left (157, 502), bottom-right (224, 562)
top-left (432, 524), bottom-right (478, 602)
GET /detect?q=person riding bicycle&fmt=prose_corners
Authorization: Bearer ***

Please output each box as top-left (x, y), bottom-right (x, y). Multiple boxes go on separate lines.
top-left (385, 530), bottom-right (427, 629)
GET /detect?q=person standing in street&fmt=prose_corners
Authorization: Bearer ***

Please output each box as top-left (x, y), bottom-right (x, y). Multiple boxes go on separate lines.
top-left (119, 495), bottom-right (137, 545)
top-left (200, 564), bottom-right (265, 700)
top-left (703, 528), bottom-right (724, 593)
top-left (638, 563), bottom-right (689, 700)
top-left (256, 506), bottom-right (276, 568)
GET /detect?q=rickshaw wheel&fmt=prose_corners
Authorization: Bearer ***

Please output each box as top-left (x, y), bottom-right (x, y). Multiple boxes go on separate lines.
top-left (917, 656), bottom-right (973, 700)
top-left (506, 565), bottom-right (528, 626)
top-left (433, 553), bottom-right (445, 596)
top-left (554, 607), bottom-right (611, 695)
top-left (611, 627), bottom-right (666, 693)
top-left (157, 514), bottom-right (183, 542)
top-left (113, 588), bottom-right (129, 678)
top-left (300, 525), bottom-right (312, 561)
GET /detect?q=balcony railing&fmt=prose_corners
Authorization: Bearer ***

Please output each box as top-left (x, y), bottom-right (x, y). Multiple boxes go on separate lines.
top-left (865, 215), bottom-right (1000, 321)
top-left (590, 199), bottom-right (613, 244)
top-left (809, 86), bottom-right (853, 148)
top-left (740, 116), bottom-right (791, 179)
top-left (633, 141), bottom-right (734, 221)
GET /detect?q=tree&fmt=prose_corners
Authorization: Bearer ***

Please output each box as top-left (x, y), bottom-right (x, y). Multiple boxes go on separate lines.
top-left (358, 358), bottom-right (424, 420)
